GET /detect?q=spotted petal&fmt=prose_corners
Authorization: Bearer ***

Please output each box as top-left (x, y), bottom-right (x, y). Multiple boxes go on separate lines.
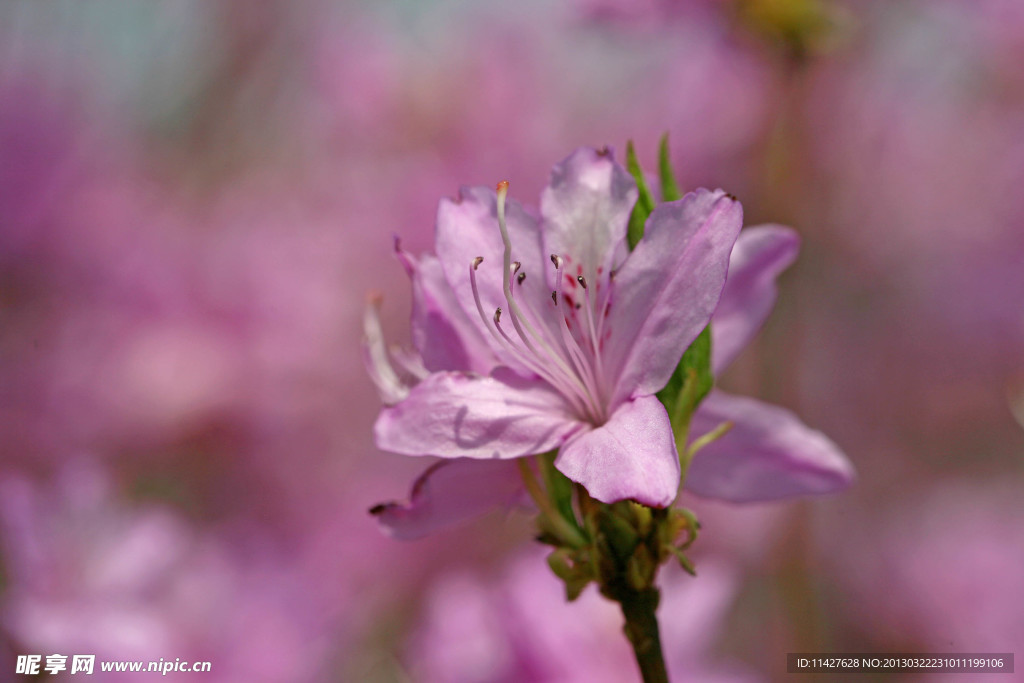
top-left (539, 147), bottom-right (637, 292)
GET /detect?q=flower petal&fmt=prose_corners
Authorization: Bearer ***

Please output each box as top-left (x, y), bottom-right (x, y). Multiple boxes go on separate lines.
top-left (712, 225), bottom-right (799, 374)
top-left (605, 189), bottom-right (743, 407)
top-left (539, 147), bottom-right (637, 291)
top-left (375, 369), bottom-right (583, 459)
top-left (555, 394), bottom-right (680, 507)
top-left (685, 391), bottom-right (855, 502)
top-left (435, 186), bottom-right (550, 365)
top-left (370, 459), bottom-right (525, 540)
top-left (408, 250), bottom-right (496, 374)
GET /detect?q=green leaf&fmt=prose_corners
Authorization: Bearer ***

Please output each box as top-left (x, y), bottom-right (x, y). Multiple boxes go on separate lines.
top-left (669, 546), bottom-right (697, 576)
top-left (658, 133), bottom-right (683, 202)
top-left (597, 505), bottom-right (639, 561)
top-left (664, 507), bottom-right (701, 551)
top-left (539, 452), bottom-right (581, 537)
top-left (625, 140), bottom-right (656, 250)
top-left (657, 324), bottom-right (713, 427)
top-left (547, 549), bottom-right (593, 602)
top-left (564, 575), bottom-right (591, 602)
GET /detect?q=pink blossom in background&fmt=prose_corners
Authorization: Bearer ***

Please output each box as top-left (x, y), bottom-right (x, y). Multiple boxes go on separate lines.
top-left (0, 461), bottom-right (342, 682)
top-left (575, 0), bottom-right (775, 192)
top-left (308, 0), bottom-right (776, 208)
top-left (0, 57), bottom-right (426, 513)
top-left (776, 0), bottom-right (1024, 508)
top-left (576, 0), bottom-right (723, 28)
top-left (406, 547), bottom-right (757, 683)
top-left (805, 0), bottom-right (1024, 356)
top-left (826, 482), bottom-right (1024, 660)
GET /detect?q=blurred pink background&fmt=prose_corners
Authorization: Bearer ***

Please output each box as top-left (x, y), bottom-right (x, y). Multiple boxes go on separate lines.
top-left (1, 0), bottom-right (1022, 681)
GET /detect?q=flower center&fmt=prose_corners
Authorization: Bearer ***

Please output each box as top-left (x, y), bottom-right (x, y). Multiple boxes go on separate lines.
top-left (468, 181), bottom-right (612, 425)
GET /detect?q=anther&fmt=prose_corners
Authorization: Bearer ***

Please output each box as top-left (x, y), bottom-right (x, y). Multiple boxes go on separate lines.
top-left (472, 256), bottom-right (484, 270)
top-left (577, 275), bottom-right (588, 289)
top-left (512, 261), bottom-right (521, 275)
top-left (551, 291), bottom-right (558, 305)
top-left (550, 254), bottom-right (563, 269)
top-left (494, 308), bottom-right (502, 324)
top-left (517, 272), bottom-right (526, 285)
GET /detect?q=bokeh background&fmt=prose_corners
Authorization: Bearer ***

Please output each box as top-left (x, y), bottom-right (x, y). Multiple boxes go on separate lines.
top-left (2, 0), bottom-right (1023, 681)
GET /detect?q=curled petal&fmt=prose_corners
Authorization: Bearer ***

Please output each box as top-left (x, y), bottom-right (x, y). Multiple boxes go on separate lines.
top-left (606, 189), bottom-right (743, 407)
top-left (712, 225), bottom-right (800, 374)
top-left (362, 297), bottom-right (411, 405)
top-left (371, 459), bottom-right (525, 540)
top-left (555, 394), bottom-right (680, 507)
top-left (539, 147), bottom-right (637, 291)
top-left (685, 391), bottom-right (855, 502)
top-left (375, 369), bottom-right (583, 459)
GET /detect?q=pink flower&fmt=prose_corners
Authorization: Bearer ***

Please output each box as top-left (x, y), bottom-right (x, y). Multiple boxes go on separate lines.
top-left (827, 482), bottom-right (1024, 654)
top-left (404, 547), bottom-right (755, 683)
top-left (0, 461), bottom-right (341, 682)
top-left (368, 147), bottom-right (853, 538)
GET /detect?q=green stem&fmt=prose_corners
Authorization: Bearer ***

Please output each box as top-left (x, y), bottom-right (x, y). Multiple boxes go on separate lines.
top-left (678, 419), bottom-right (734, 491)
top-left (517, 458), bottom-right (587, 548)
top-left (617, 588), bottom-right (670, 683)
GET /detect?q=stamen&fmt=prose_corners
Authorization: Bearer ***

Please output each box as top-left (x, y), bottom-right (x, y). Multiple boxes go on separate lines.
top-left (492, 310), bottom-right (526, 355)
top-left (505, 260), bottom-right (600, 416)
top-left (580, 279), bottom-right (607, 394)
top-left (495, 182), bottom-right (541, 355)
top-left (491, 308), bottom-right (591, 416)
top-left (552, 258), bottom-right (605, 422)
top-left (496, 183), bottom-right (582, 379)
top-left (491, 182), bottom-right (605, 422)
top-left (470, 259), bottom-right (512, 351)
top-left (593, 282), bottom-right (612, 354)
top-left (471, 259), bottom-right (588, 412)
top-left (469, 259), bottom-right (492, 329)
top-left (577, 275), bottom-right (588, 289)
